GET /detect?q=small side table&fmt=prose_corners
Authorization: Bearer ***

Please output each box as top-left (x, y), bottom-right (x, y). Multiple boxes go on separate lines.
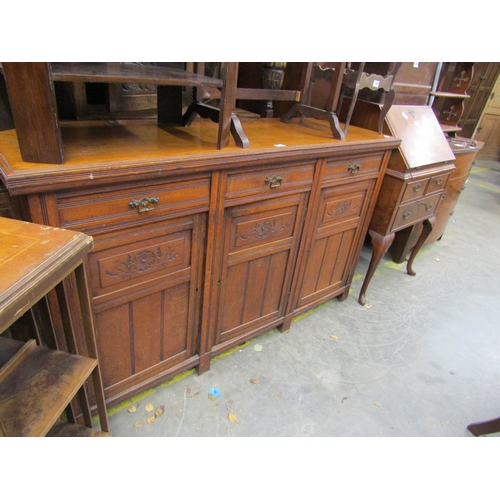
top-left (0, 217), bottom-right (109, 436)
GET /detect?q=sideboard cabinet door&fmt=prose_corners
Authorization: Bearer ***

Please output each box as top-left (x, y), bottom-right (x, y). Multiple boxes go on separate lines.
top-left (86, 214), bottom-right (206, 403)
top-left (54, 175), bottom-right (210, 405)
top-left (214, 192), bottom-right (309, 351)
top-left (297, 178), bottom-right (377, 309)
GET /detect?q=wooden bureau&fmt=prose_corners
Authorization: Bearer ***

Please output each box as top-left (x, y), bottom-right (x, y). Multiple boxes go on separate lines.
top-left (392, 137), bottom-right (484, 261)
top-left (357, 105), bottom-right (456, 305)
top-left (0, 117), bottom-right (399, 407)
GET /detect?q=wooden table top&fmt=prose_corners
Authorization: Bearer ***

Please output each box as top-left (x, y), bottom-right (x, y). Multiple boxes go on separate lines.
top-left (0, 217), bottom-right (93, 333)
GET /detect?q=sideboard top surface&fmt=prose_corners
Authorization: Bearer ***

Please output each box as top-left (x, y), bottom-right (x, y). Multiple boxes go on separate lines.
top-left (0, 117), bottom-right (400, 195)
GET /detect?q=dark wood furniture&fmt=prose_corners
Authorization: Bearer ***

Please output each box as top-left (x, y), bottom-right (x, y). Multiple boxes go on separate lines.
top-left (430, 62), bottom-right (474, 136)
top-left (336, 62), bottom-right (402, 135)
top-left (392, 62), bottom-right (440, 105)
top-left (467, 416), bottom-right (500, 436)
top-left (0, 217), bottom-right (109, 436)
top-left (236, 62), bottom-right (322, 119)
top-left (458, 62), bottom-right (500, 138)
top-left (357, 105), bottom-right (456, 305)
top-left (194, 62), bottom-right (302, 119)
top-left (392, 137), bottom-right (484, 261)
top-left (1, 62), bottom-right (248, 164)
top-left (281, 63), bottom-right (345, 140)
top-left (281, 62), bottom-right (401, 140)
top-left (0, 115), bottom-right (399, 407)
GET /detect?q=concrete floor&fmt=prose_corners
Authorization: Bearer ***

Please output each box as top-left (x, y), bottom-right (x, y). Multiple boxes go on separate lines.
top-left (105, 162), bottom-right (500, 438)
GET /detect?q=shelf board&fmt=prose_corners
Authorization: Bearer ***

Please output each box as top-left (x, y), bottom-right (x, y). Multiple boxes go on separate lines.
top-left (440, 123), bottom-right (462, 133)
top-left (0, 337), bottom-right (97, 436)
top-left (51, 62), bottom-right (223, 88)
top-left (46, 420), bottom-right (110, 437)
top-left (430, 91), bottom-right (470, 99)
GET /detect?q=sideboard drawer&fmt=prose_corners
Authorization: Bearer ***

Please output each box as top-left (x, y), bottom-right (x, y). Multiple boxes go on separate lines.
top-left (323, 153), bottom-right (384, 185)
top-left (392, 193), bottom-right (442, 232)
top-left (225, 161), bottom-right (314, 202)
top-left (57, 176), bottom-right (210, 231)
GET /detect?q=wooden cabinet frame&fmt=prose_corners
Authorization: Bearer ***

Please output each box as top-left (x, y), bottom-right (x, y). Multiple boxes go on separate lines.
top-left (0, 118), bottom-right (399, 407)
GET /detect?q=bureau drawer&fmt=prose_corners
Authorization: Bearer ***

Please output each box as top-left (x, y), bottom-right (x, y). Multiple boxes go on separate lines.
top-left (323, 153), bottom-right (384, 185)
top-left (392, 193), bottom-right (442, 232)
top-left (425, 173), bottom-right (451, 195)
top-left (57, 176), bottom-right (210, 231)
top-left (401, 178), bottom-right (430, 203)
top-left (225, 161), bottom-right (314, 202)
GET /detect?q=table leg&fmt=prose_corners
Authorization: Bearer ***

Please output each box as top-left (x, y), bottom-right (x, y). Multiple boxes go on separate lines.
top-left (358, 230), bottom-right (395, 305)
top-left (467, 416), bottom-right (500, 436)
top-left (406, 216), bottom-right (436, 276)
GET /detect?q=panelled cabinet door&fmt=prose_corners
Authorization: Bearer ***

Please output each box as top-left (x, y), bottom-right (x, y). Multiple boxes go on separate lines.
top-left (86, 214), bottom-right (206, 401)
top-left (215, 192), bottom-right (308, 347)
top-left (297, 178), bottom-right (376, 309)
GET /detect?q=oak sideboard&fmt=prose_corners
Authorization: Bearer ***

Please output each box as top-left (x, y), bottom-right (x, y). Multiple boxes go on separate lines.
top-left (0, 117), bottom-right (399, 407)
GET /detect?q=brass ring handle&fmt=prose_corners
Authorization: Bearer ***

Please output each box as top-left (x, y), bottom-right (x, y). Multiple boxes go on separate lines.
top-left (413, 183), bottom-right (422, 192)
top-left (436, 177), bottom-right (443, 185)
top-left (402, 211), bottom-right (411, 220)
top-left (265, 176), bottom-right (284, 189)
top-left (129, 196), bottom-right (160, 213)
top-left (348, 164), bottom-right (361, 174)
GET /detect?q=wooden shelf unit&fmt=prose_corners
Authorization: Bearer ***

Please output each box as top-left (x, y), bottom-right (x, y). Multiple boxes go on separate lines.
top-left (50, 62), bottom-right (223, 87)
top-left (0, 217), bottom-right (110, 437)
top-left (0, 337), bottom-right (102, 437)
top-left (1, 62), bottom-right (248, 164)
top-left (430, 62), bottom-right (475, 136)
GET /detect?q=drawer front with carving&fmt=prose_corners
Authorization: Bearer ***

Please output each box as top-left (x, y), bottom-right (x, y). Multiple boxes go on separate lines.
top-left (87, 214), bottom-right (206, 402)
top-left (392, 193), bottom-right (442, 232)
top-left (323, 153), bottom-right (384, 185)
top-left (57, 176), bottom-right (210, 233)
top-left (297, 179), bottom-right (376, 309)
top-left (215, 192), bottom-right (308, 348)
top-left (225, 160), bottom-right (314, 204)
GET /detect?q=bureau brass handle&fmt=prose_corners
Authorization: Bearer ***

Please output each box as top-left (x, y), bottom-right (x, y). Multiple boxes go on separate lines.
top-left (265, 176), bottom-right (283, 189)
top-left (129, 196), bottom-right (160, 213)
top-left (348, 164), bottom-right (361, 174)
top-left (418, 202), bottom-right (432, 212)
top-left (436, 177), bottom-right (443, 185)
top-left (413, 183), bottom-right (422, 192)
top-left (402, 211), bottom-right (411, 220)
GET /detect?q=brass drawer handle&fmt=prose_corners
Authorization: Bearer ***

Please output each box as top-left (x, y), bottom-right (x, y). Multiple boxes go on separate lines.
top-left (418, 202), bottom-right (432, 212)
top-left (265, 176), bottom-right (283, 189)
top-left (402, 211), bottom-right (411, 220)
top-left (129, 196), bottom-right (160, 213)
top-left (436, 177), bottom-right (443, 185)
top-left (413, 183), bottom-right (422, 192)
top-left (348, 164), bottom-right (361, 174)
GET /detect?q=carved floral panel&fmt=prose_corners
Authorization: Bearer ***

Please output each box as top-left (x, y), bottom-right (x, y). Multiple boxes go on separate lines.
top-left (98, 237), bottom-right (186, 288)
top-left (234, 212), bottom-right (294, 249)
top-left (322, 194), bottom-right (364, 224)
